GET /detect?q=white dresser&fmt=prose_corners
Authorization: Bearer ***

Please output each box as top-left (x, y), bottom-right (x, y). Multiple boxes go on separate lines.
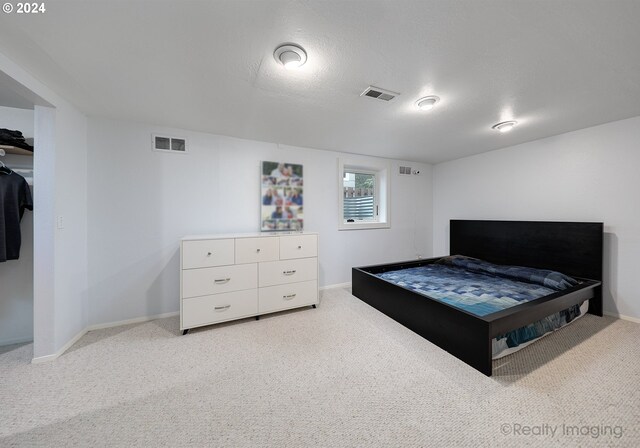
top-left (180, 232), bottom-right (319, 334)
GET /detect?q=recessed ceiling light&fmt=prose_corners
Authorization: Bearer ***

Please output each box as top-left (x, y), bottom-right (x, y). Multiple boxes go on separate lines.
top-left (492, 120), bottom-right (518, 133)
top-left (415, 96), bottom-right (440, 111)
top-left (274, 44), bottom-right (307, 70)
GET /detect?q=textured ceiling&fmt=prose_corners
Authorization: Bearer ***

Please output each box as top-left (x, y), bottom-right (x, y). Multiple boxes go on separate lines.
top-left (0, 0), bottom-right (639, 163)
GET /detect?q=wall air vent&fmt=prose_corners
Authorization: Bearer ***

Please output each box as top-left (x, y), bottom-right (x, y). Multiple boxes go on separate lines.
top-left (360, 85), bottom-right (400, 102)
top-left (152, 134), bottom-right (187, 154)
top-left (399, 166), bottom-right (421, 175)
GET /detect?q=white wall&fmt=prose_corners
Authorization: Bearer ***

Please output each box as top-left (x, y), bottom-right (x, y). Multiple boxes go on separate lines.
top-left (0, 51), bottom-right (88, 359)
top-left (0, 104), bottom-right (33, 135)
top-left (52, 103), bottom-right (88, 353)
top-left (87, 118), bottom-right (432, 326)
top-left (433, 115), bottom-right (640, 321)
top-left (0, 212), bottom-right (33, 346)
top-left (0, 106), bottom-right (34, 345)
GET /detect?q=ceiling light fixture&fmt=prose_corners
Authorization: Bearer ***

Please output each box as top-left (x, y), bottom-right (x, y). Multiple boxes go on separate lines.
top-left (415, 96), bottom-right (440, 111)
top-left (274, 44), bottom-right (307, 70)
top-left (492, 120), bottom-right (518, 133)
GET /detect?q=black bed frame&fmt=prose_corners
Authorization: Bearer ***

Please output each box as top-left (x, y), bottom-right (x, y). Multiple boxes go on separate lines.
top-left (352, 220), bottom-right (603, 376)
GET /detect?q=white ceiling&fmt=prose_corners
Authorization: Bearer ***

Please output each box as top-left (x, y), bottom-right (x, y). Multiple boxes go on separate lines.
top-left (0, 68), bottom-right (54, 110)
top-left (1, 0), bottom-right (639, 163)
top-left (0, 80), bottom-right (34, 110)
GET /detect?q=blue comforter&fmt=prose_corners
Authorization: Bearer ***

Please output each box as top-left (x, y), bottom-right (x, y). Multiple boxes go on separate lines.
top-left (376, 255), bottom-right (582, 349)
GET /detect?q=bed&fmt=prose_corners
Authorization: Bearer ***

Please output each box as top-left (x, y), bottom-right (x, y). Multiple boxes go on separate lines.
top-left (352, 220), bottom-right (603, 376)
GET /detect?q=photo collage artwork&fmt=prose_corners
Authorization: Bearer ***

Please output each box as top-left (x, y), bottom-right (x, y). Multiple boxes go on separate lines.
top-left (261, 161), bottom-right (303, 231)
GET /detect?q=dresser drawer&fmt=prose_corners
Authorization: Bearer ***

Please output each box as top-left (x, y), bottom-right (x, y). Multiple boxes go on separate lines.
top-left (182, 239), bottom-right (234, 269)
top-left (259, 280), bottom-right (318, 314)
top-left (279, 234), bottom-right (317, 260)
top-left (259, 257), bottom-right (317, 287)
top-left (182, 264), bottom-right (257, 298)
top-left (182, 289), bottom-right (258, 328)
top-left (235, 237), bottom-right (279, 264)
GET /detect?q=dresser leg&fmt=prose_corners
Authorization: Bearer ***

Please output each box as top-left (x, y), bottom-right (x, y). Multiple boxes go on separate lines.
top-left (256, 315), bottom-right (260, 320)
top-left (312, 304), bottom-right (317, 309)
top-left (182, 329), bottom-right (189, 335)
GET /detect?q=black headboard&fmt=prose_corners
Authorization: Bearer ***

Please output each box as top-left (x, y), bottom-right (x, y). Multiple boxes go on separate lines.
top-left (450, 220), bottom-right (603, 282)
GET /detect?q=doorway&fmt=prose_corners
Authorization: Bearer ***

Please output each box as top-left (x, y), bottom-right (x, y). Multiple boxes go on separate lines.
top-left (0, 68), bottom-right (56, 361)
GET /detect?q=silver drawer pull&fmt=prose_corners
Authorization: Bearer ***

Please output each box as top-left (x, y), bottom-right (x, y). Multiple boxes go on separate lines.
top-left (297, 245), bottom-right (302, 249)
top-left (214, 305), bottom-right (231, 311)
top-left (256, 248), bottom-right (261, 252)
top-left (283, 270), bottom-right (297, 275)
top-left (283, 294), bottom-right (296, 300)
top-left (207, 252), bottom-right (212, 256)
top-left (214, 278), bottom-right (231, 284)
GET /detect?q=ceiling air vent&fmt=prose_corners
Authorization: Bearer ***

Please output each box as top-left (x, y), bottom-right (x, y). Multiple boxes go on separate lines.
top-left (360, 86), bottom-right (400, 102)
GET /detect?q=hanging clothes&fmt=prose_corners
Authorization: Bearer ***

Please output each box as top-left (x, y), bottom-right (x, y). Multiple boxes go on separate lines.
top-left (0, 168), bottom-right (33, 262)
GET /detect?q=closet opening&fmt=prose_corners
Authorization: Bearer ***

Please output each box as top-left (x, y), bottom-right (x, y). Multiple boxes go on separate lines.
top-left (0, 96), bottom-right (34, 353)
top-left (0, 69), bottom-right (54, 360)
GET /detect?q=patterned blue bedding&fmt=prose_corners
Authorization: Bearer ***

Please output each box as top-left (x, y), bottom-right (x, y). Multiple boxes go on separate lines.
top-left (376, 255), bottom-right (583, 350)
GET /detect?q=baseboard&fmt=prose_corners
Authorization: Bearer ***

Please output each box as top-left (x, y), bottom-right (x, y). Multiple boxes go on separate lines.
top-left (0, 335), bottom-right (33, 347)
top-left (604, 311), bottom-right (640, 324)
top-left (87, 311), bottom-right (179, 331)
top-left (320, 282), bottom-right (351, 291)
top-left (30, 311), bottom-right (180, 363)
top-left (31, 327), bottom-right (87, 364)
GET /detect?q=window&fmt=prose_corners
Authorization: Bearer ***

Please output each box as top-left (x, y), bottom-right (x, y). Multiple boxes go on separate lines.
top-left (343, 171), bottom-right (376, 221)
top-left (338, 158), bottom-right (390, 230)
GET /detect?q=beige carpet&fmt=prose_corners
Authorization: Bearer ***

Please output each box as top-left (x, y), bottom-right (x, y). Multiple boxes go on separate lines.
top-left (1, 288), bottom-right (638, 447)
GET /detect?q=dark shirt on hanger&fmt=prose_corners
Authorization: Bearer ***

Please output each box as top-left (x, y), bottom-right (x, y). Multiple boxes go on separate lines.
top-left (0, 171), bottom-right (33, 262)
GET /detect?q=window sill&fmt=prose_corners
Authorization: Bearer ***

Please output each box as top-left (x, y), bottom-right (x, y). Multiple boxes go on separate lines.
top-left (338, 222), bottom-right (390, 231)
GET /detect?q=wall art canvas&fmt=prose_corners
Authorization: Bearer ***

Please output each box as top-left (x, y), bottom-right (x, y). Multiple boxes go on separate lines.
top-left (261, 161), bottom-right (304, 231)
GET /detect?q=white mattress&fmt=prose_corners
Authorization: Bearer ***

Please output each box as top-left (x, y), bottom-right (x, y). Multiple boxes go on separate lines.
top-left (492, 300), bottom-right (589, 359)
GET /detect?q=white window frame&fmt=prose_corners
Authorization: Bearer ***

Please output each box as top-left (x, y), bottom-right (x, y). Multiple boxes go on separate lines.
top-left (338, 158), bottom-right (390, 230)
